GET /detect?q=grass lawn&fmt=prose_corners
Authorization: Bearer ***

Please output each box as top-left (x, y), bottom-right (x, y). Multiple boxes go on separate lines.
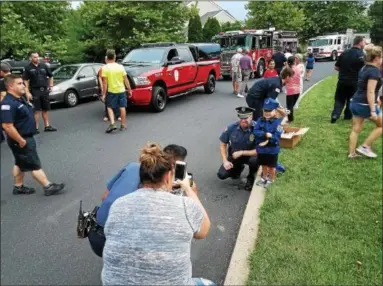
top-left (247, 75), bottom-right (382, 285)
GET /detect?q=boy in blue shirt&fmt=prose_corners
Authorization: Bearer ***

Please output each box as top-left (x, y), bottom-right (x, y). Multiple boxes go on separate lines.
top-left (254, 98), bottom-right (284, 188)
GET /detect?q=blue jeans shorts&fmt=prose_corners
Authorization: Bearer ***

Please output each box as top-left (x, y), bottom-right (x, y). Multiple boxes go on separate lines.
top-left (350, 101), bottom-right (381, 119)
top-left (192, 278), bottom-right (216, 285)
top-left (106, 91), bottom-right (127, 109)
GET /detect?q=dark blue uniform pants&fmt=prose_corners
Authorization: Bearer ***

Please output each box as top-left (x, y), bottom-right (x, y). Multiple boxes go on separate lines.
top-left (331, 82), bottom-right (356, 120)
top-left (217, 156), bottom-right (259, 181)
top-left (246, 96), bottom-right (263, 121)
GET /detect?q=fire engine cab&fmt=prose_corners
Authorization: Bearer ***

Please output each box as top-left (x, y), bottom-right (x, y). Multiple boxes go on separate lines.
top-left (212, 29), bottom-right (274, 79)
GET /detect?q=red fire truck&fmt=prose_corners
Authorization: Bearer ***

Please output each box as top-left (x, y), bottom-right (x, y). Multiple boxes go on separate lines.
top-left (212, 29), bottom-right (274, 79)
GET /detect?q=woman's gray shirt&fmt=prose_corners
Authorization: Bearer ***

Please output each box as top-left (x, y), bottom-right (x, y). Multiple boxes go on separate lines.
top-left (101, 188), bottom-right (204, 285)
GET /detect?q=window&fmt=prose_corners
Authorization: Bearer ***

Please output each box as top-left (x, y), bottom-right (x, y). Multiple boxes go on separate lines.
top-left (266, 36), bottom-right (272, 48)
top-left (196, 44), bottom-right (221, 60)
top-left (79, 66), bottom-right (95, 77)
top-left (177, 48), bottom-right (194, 62)
top-left (252, 37), bottom-right (257, 49)
top-left (167, 49), bottom-right (178, 61)
top-left (259, 37), bottom-right (267, 49)
top-left (329, 39), bottom-right (333, 45)
top-left (337, 38), bottom-right (341, 45)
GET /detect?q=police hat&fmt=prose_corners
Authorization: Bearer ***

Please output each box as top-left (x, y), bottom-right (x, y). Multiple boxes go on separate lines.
top-left (235, 106), bottom-right (254, 119)
top-left (0, 62), bottom-right (11, 73)
top-left (263, 98), bottom-right (279, 111)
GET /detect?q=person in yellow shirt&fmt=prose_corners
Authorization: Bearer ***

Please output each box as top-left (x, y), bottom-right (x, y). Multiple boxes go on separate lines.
top-left (101, 49), bottom-right (132, 133)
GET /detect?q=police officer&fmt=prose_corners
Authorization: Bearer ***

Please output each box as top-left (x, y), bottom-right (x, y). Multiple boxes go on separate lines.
top-left (217, 106), bottom-right (259, 191)
top-left (1, 74), bottom-right (64, 196)
top-left (331, 36), bottom-right (366, 123)
top-left (246, 66), bottom-right (294, 121)
top-left (23, 51), bottom-right (57, 133)
top-left (1, 62), bottom-right (11, 143)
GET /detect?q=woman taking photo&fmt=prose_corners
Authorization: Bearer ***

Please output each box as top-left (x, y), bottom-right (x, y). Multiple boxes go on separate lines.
top-left (102, 143), bottom-right (213, 285)
top-left (348, 44), bottom-right (382, 159)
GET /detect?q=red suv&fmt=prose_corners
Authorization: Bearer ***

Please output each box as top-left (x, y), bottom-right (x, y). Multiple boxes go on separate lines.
top-left (121, 43), bottom-right (221, 112)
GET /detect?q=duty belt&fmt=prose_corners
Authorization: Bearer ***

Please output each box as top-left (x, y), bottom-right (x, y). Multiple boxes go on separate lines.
top-left (32, 87), bottom-right (48, 91)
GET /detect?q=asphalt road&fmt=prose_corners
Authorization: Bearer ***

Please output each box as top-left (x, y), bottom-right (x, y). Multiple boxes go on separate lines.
top-left (1, 62), bottom-right (335, 285)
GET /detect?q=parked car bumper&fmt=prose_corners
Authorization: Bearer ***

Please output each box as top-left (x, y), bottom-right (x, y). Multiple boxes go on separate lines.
top-left (49, 90), bottom-right (65, 104)
top-left (129, 86), bottom-right (152, 106)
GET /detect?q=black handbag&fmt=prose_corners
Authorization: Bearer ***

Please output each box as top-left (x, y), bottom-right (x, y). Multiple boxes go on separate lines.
top-left (77, 200), bottom-right (98, 239)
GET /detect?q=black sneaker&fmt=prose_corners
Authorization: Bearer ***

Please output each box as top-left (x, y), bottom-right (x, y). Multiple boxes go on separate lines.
top-left (106, 124), bottom-right (117, 133)
top-left (36, 129), bottom-right (40, 134)
top-left (330, 117), bottom-right (337, 124)
top-left (44, 183), bottom-right (65, 196)
top-left (13, 185), bottom-right (36, 195)
top-left (244, 179), bottom-right (254, 192)
top-left (44, 126), bottom-right (57, 132)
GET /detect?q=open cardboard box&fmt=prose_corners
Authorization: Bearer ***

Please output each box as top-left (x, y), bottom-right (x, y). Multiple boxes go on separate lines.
top-left (280, 126), bottom-right (310, 148)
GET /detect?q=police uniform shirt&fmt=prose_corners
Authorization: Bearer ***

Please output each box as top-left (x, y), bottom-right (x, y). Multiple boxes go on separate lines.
top-left (272, 52), bottom-right (287, 70)
top-left (352, 65), bottom-right (382, 104)
top-left (254, 117), bottom-right (284, 155)
top-left (23, 62), bottom-right (52, 88)
top-left (247, 77), bottom-right (282, 101)
top-left (335, 47), bottom-right (365, 84)
top-left (0, 78), bottom-right (6, 93)
top-left (1, 93), bottom-right (37, 137)
top-left (219, 121), bottom-right (256, 153)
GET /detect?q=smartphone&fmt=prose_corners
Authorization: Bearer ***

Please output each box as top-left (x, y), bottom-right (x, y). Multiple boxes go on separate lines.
top-left (174, 161), bottom-right (187, 181)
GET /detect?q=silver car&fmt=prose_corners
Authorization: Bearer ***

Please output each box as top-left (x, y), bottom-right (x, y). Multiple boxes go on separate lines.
top-left (49, 63), bottom-right (103, 107)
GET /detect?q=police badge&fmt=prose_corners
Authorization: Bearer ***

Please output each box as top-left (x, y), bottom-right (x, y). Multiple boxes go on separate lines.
top-left (249, 134), bottom-right (255, 142)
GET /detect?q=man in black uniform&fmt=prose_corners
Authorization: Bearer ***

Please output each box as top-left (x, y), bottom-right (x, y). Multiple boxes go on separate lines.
top-left (1, 74), bottom-right (64, 196)
top-left (1, 62), bottom-right (11, 143)
top-left (272, 46), bottom-right (287, 75)
top-left (217, 106), bottom-right (259, 191)
top-left (246, 67), bottom-right (294, 120)
top-left (330, 36), bottom-right (366, 123)
top-left (23, 51), bottom-right (57, 133)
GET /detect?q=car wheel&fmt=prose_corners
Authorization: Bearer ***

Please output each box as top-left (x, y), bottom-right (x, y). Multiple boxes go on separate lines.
top-left (257, 60), bottom-right (265, 78)
top-left (204, 74), bottom-right (216, 94)
top-left (64, 89), bottom-right (79, 107)
top-left (151, 86), bottom-right (167, 112)
top-left (331, 51), bottom-right (337, 61)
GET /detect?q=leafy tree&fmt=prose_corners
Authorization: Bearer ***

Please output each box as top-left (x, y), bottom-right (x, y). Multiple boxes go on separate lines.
top-left (368, 1), bottom-right (383, 45)
top-left (187, 5), bottom-right (203, 42)
top-left (221, 21), bottom-right (245, 32)
top-left (245, 1), bottom-right (305, 33)
top-left (297, 1), bottom-right (372, 40)
top-left (203, 18), bottom-right (221, 42)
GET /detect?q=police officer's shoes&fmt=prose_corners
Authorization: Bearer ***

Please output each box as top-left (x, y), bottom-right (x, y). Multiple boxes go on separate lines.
top-left (244, 180), bottom-right (254, 191)
top-left (13, 185), bottom-right (36, 195)
top-left (44, 126), bottom-right (57, 132)
top-left (44, 183), bottom-right (65, 196)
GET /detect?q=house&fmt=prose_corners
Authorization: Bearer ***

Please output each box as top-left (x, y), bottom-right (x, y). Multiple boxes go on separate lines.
top-left (185, 1), bottom-right (237, 26)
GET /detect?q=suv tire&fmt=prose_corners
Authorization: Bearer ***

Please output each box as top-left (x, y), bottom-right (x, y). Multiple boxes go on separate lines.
top-left (64, 89), bottom-right (79, 107)
top-left (151, 86), bottom-right (167, 112)
top-left (204, 74), bottom-right (216, 94)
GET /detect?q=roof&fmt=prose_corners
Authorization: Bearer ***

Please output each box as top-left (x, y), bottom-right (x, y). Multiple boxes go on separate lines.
top-left (200, 10), bottom-right (221, 26)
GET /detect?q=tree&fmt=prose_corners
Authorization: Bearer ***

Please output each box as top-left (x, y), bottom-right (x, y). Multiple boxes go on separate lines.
top-left (221, 21), bottom-right (245, 32)
top-left (187, 5), bottom-right (203, 42)
top-left (245, 2), bottom-right (305, 32)
top-left (368, 1), bottom-right (383, 45)
top-left (203, 18), bottom-right (221, 42)
top-left (298, 1), bottom-right (372, 40)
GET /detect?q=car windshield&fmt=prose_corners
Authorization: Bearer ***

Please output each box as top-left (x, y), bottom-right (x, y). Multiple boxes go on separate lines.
top-left (122, 48), bottom-right (165, 64)
top-left (231, 36), bottom-right (246, 47)
top-left (52, 65), bottom-right (79, 79)
top-left (309, 39), bottom-right (329, 47)
top-left (214, 37), bottom-right (231, 49)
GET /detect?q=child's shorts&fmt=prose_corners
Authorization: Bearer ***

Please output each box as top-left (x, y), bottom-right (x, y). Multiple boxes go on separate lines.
top-left (258, 153), bottom-right (278, 168)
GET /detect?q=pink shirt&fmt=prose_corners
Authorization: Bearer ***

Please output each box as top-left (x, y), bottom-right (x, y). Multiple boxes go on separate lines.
top-left (286, 65), bottom-right (302, 96)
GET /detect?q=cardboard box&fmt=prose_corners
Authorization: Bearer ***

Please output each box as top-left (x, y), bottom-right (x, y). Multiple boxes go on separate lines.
top-left (280, 127), bottom-right (309, 148)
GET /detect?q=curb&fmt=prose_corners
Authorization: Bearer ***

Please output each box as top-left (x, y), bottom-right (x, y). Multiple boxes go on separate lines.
top-left (223, 77), bottom-right (329, 286)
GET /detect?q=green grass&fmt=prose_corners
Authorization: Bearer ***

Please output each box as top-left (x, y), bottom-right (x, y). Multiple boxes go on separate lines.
top-left (247, 75), bottom-right (382, 285)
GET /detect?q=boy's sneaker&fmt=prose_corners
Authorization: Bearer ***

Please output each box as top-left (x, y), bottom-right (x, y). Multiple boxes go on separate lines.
top-left (13, 185), bottom-right (36, 195)
top-left (264, 180), bottom-right (273, 188)
top-left (256, 177), bottom-right (266, 186)
top-left (106, 124), bottom-right (117, 133)
top-left (44, 183), bottom-right (65, 196)
top-left (356, 146), bottom-right (377, 158)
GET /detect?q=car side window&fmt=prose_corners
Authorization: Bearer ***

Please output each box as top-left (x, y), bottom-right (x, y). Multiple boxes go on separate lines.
top-left (167, 49), bottom-right (179, 62)
top-left (79, 66), bottom-right (95, 77)
top-left (177, 48), bottom-right (194, 62)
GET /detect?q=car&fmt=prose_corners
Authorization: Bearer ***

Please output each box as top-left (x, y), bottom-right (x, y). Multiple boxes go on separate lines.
top-left (49, 63), bottom-right (103, 107)
top-left (1, 52), bottom-right (61, 74)
top-left (120, 42), bottom-right (221, 112)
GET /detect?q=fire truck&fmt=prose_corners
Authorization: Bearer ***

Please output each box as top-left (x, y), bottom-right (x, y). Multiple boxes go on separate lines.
top-left (272, 30), bottom-right (299, 54)
top-left (307, 29), bottom-right (371, 61)
top-left (212, 29), bottom-right (274, 79)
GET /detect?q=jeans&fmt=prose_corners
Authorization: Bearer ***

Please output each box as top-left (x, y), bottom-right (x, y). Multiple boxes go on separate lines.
top-left (192, 278), bottom-right (216, 285)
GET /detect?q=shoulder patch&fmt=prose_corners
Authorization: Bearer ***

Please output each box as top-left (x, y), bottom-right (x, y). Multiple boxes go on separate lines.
top-left (277, 125), bottom-right (283, 132)
top-left (1, 105), bottom-right (10, 110)
top-left (275, 88), bottom-right (281, 93)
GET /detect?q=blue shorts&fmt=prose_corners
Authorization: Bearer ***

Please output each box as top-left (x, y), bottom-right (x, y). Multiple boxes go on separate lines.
top-left (192, 278), bottom-right (216, 286)
top-left (350, 101), bottom-right (381, 119)
top-left (106, 92), bottom-right (127, 109)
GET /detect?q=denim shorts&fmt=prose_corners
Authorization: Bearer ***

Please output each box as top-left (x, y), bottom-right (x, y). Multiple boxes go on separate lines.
top-left (106, 91), bottom-right (127, 109)
top-left (350, 101), bottom-right (381, 119)
top-left (192, 278), bottom-right (216, 285)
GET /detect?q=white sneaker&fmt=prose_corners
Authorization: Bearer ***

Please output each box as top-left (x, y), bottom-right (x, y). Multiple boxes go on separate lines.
top-left (356, 146), bottom-right (377, 158)
top-left (237, 93), bottom-right (244, 98)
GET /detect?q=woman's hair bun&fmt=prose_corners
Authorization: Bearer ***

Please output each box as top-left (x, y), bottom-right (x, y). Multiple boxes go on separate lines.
top-left (139, 142), bottom-right (162, 167)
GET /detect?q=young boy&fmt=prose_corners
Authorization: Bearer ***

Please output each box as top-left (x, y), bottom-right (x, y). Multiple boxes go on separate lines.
top-left (254, 98), bottom-right (284, 187)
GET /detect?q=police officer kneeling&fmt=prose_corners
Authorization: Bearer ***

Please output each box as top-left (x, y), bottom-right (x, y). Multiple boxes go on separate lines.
top-left (1, 75), bottom-right (64, 195)
top-left (217, 106), bottom-right (259, 191)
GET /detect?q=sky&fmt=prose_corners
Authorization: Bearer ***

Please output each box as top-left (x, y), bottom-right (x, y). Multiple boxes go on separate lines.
top-left (71, 1), bottom-right (248, 21)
